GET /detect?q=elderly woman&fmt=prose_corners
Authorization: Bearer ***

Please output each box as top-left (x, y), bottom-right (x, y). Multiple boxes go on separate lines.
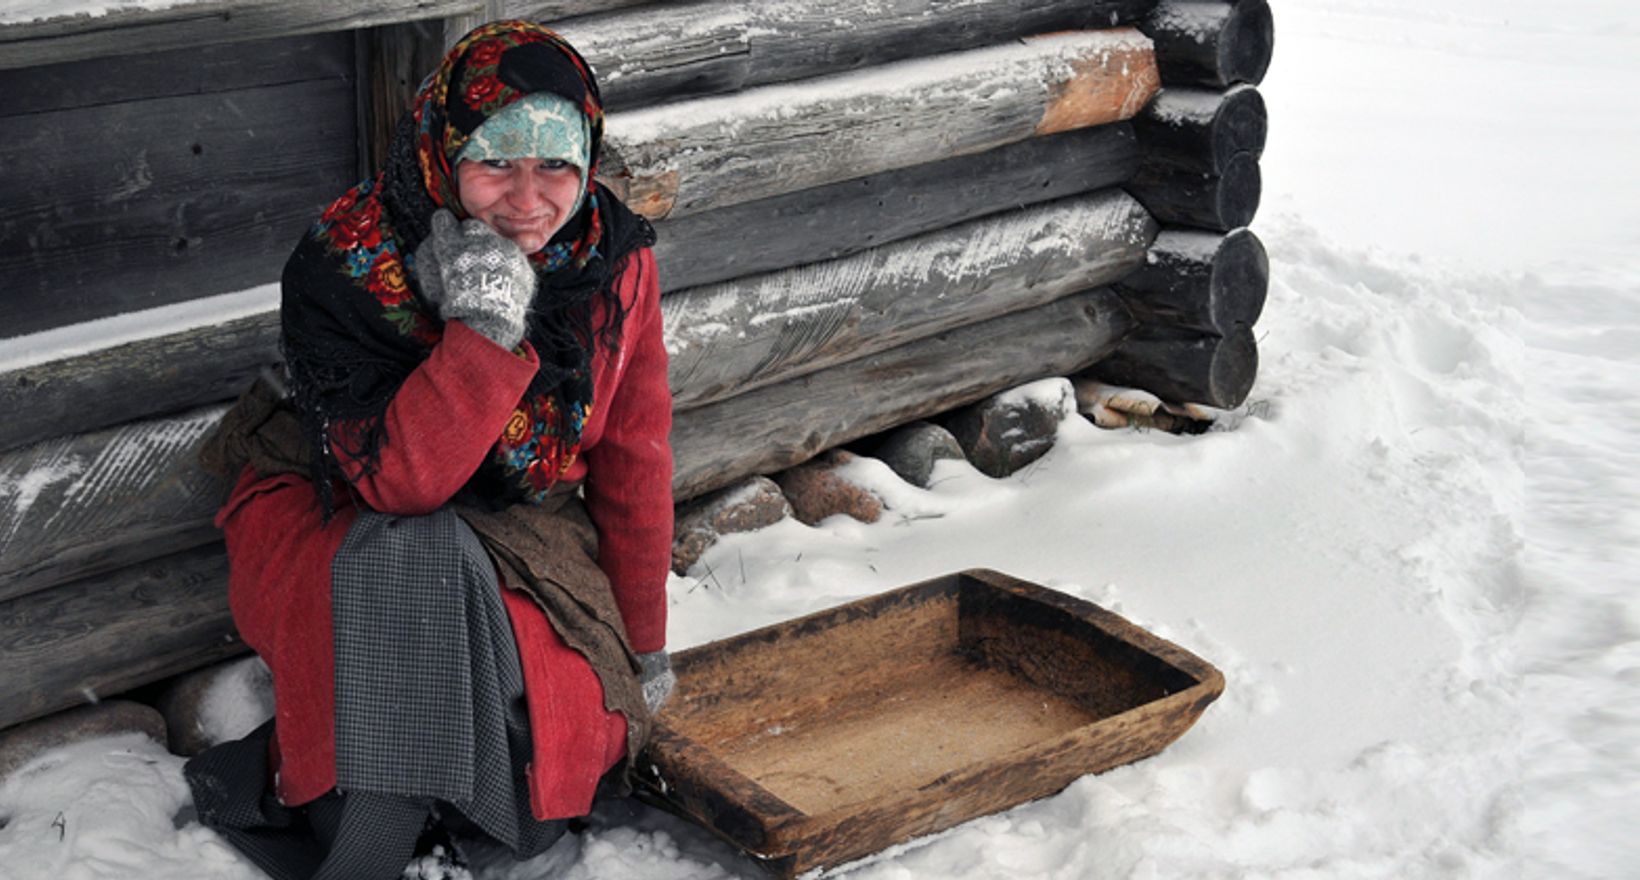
top-left (185, 21), bottom-right (673, 880)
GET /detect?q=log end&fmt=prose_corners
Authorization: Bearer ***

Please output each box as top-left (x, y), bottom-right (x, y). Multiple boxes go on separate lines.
top-left (1213, 84), bottom-right (1269, 163)
top-left (1036, 35), bottom-right (1163, 136)
top-left (1208, 325), bottom-right (1259, 408)
top-left (1219, 0), bottom-right (1275, 86)
top-left (1213, 152), bottom-right (1262, 231)
top-left (1210, 228), bottom-right (1269, 332)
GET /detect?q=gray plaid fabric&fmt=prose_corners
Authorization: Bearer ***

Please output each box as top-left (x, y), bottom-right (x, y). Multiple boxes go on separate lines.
top-left (332, 508), bottom-right (565, 856)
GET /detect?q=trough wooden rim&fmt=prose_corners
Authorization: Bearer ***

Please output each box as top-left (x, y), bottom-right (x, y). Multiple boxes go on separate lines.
top-left (638, 568), bottom-right (1225, 875)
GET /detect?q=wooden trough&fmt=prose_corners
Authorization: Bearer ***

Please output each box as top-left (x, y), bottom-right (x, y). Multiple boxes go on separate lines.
top-left (638, 568), bottom-right (1224, 877)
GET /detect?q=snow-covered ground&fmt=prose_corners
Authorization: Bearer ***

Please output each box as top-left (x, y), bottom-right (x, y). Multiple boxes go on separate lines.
top-left (2, 1), bottom-right (1637, 878)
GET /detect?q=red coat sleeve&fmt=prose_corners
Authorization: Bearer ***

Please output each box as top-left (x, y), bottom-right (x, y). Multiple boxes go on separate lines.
top-left (332, 320), bottom-right (540, 515)
top-left (583, 248), bottom-right (673, 654)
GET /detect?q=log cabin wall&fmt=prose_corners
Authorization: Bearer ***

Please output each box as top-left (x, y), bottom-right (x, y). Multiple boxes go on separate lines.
top-left (0, 1), bottom-right (1273, 734)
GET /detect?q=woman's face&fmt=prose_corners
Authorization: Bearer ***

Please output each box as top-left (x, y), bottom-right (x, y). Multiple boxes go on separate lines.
top-left (456, 158), bottom-right (583, 253)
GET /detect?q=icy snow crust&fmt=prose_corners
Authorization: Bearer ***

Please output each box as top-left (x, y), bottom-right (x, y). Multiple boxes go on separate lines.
top-left (1, 0), bottom-right (1636, 877)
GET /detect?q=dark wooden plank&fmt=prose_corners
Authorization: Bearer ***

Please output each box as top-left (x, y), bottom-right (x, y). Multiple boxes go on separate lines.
top-left (1126, 150), bottom-right (1261, 232)
top-left (0, 311), bottom-right (279, 454)
top-left (1141, 0), bottom-right (1274, 88)
top-left (1133, 83), bottom-right (1266, 176)
top-left (0, 406), bottom-right (230, 604)
top-left (0, 543), bottom-right (240, 731)
top-left (561, 0), bottom-right (1160, 110)
top-left (507, 0), bottom-right (653, 20)
top-left (0, 31), bottom-right (352, 119)
top-left (0, 0), bottom-right (475, 70)
top-left (359, 19), bottom-right (445, 176)
top-left (1117, 227), bottom-right (1267, 335)
top-left (653, 124), bottom-right (1141, 291)
top-left (1088, 323), bottom-right (1257, 408)
top-left (666, 191), bottom-right (1156, 411)
top-left (0, 76), bottom-right (357, 339)
top-left (670, 289), bottom-right (1135, 500)
top-left (602, 30), bottom-right (1160, 220)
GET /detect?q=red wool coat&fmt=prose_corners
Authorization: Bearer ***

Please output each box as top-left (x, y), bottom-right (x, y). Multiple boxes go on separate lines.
top-left (218, 248), bottom-right (671, 819)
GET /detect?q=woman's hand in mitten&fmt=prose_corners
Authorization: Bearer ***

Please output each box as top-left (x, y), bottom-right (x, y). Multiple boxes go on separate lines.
top-left (414, 209), bottom-right (537, 349)
top-left (638, 650), bottom-right (676, 715)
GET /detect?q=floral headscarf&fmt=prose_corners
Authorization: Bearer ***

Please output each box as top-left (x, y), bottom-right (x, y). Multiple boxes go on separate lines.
top-left (279, 20), bottom-right (655, 516)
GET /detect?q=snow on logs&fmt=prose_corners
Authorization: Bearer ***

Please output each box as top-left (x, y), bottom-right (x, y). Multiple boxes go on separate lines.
top-left (1139, 0), bottom-right (1275, 88)
top-left (664, 191), bottom-right (1156, 410)
top-left (601, 30), bottom-right (1161, 220)
top-left (654, 124), bottom-right (1143, 291)
top-left (560, 0), bottom-right (1160, 109)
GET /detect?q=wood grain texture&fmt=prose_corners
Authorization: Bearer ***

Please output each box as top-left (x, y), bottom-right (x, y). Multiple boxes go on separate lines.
top-left (504, 0), bottom-right (651, 22)
top-left (1140, 0), bottom-right (1274, 88)
top-left (664, 191), bottom-right (1156, 411)
top-left (0, 76), bottom-right (357, 339)
top-left (652, 124), bottom-right (1142, 292)
top-left (1133, 83), bottom-right (1267, 175)
top-left (0, 30), bottom-right (352, 119)
top-left (639, 569), bottom-right (1222, 877)
top-left (670, 289), bottom-right (1134, 500)
top-left (360, 20), bottom-right (444, 176)
top-left (0, 407), bottom-right (230, 603)
top-left (1117, 227), bottom-right (1267, 335)
top-left (0, 0), bottom-right (475, 71)
top-left (560, 0), bottom-right (1158, 110)
top-left (601, 30), bottom-right (1159, 221)
top-left (0, 314), bottom-right (279, 455)
top-left (1127, 150), bottom-right (1261, 232)
top-left (1089, 323), bottom-right (1258, 408)
top-left (0, 543), bottom-right (241, 731)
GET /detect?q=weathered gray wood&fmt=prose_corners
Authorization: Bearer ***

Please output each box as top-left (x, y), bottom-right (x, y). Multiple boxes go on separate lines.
top-left (665, 191), bottom-right (1156, 411)
top-left (1141, 0), bottom-right (1274, 88)
top-left (0, 407), bottom-right (230, 604)
top-left (560, 0), bottom-right (1159, 110)
top-left (0, 313), bottom-right (279, 455)
top-left (0, 126), bottom-right (1139, 453)
top-left (0, 0), bottom-right (478, 70)
top-left (602, 30), bottom-right (1160, 220)
top-left (0, 76), bottom-right (357, 339)
top-left (653, 124), bottom-right (1141, 291)
top-left (440, 0), bottom-right (504, 51)
top-left (0, 31), bottom-right (352, 119)
top-left (0, 543), bottom-right (240, 731)
top-left (670, 290), bottom-right (1134, 500)
top-left (505, 0), bottom-right (652, 23)
top-left (1127, 150), bottom-right (1261, 232)
top-left (1117, 227), bottom-right (1267, 335)
top-left (1133, 84), bottom-right (1266, 176)
top-left (1089, 324), bottom-right (1257, 408)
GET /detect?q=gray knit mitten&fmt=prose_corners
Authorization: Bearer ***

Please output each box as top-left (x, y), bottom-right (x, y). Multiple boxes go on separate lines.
top-left (638, 650), bottom-right (676, 714)
top-left (414, 209), bottom-right (537, 349)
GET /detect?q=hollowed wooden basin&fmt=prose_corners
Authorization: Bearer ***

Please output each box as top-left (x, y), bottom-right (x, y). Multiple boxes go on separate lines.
top-left (637, 569), bottom-right (1224, 877)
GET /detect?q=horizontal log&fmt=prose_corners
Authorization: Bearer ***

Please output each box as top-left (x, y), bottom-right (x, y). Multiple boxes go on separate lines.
top-left (0, 543), bottom-right (241, 731)
top-left (503, 0), bottom-right (651, 22)
top-left (671, 289), bottom-right (1135, 500)
top-left (0, 129), bottom-right (1139, 451)
top-left (0, 75), bottom-right (357, 339)
top-left (666, 190), bottom-right (1156, 410)
top-left (0, 0), bottom-right (474, 71)
top-left (1088, 324), bottom-right (1256, 408)
top-left (0, 30), bottom-right (353, 119)
top-left (1133, 84), bottom-right (1266, 176)
top-left (0, 407), bottom-right (230, 604)
top-left (1126, 150), bottom-right (1261, 232)
top-left (603, 29), bottom-right (1160, 220)
top-left (654, 124), bottom-right (1140, 291)
top-left (0, 308), bottom-right (279, 455)
top-left (560, 0), bottom-right (1159, 110)
top-left (1140, 0), bottom-right (1274, 88)
top-left (1117, 227), bottom-right (1267, 335)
